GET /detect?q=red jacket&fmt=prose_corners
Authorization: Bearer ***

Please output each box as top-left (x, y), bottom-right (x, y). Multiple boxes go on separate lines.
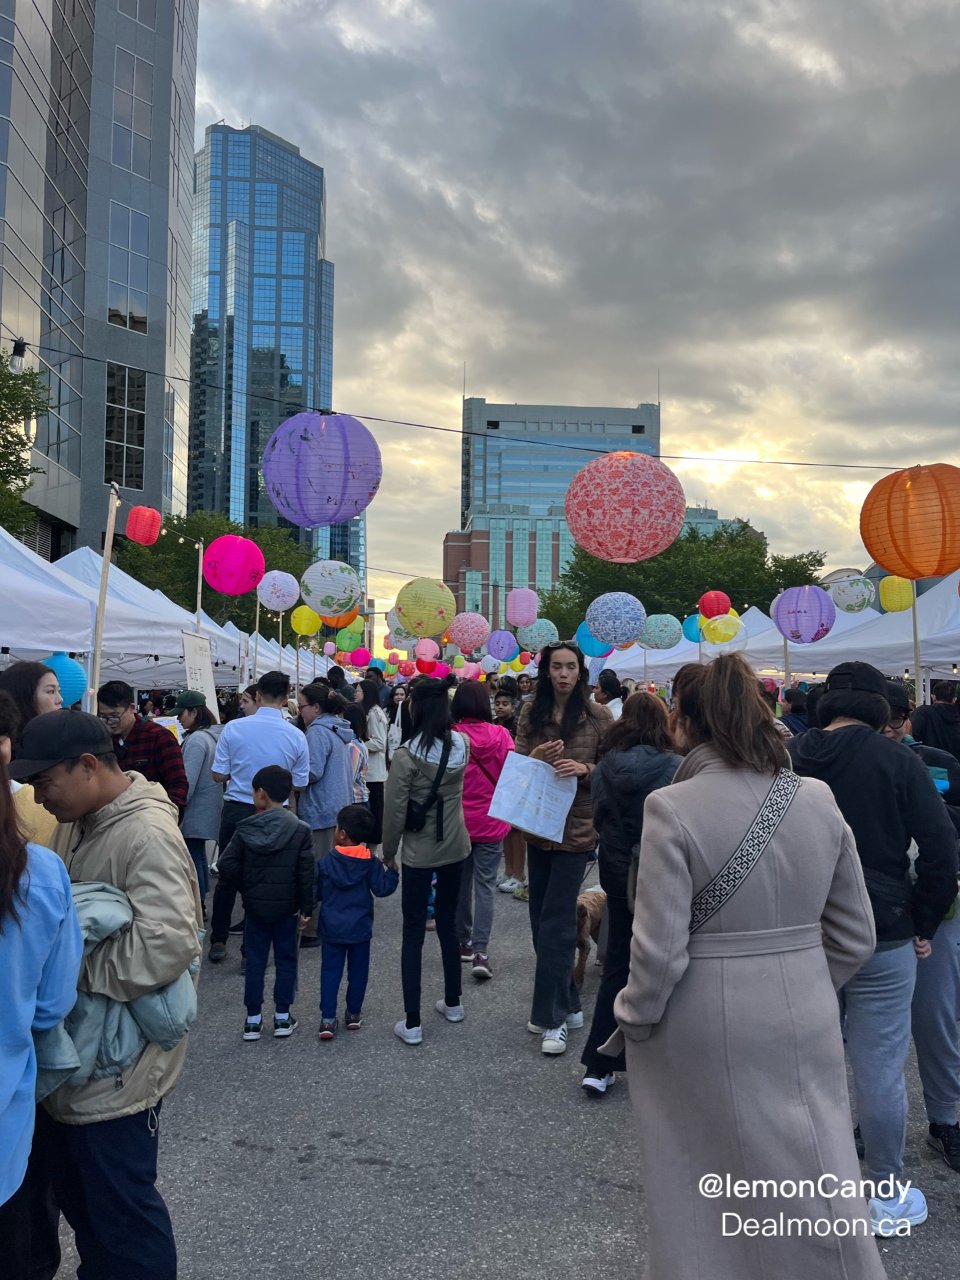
top-left (456, 720), bottom-right (513, 842)
top-left (113, 716), bottom-right (189, 809)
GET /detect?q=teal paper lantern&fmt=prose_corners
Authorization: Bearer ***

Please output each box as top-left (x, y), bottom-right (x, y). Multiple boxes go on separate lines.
top-left (41, 652), bottom-right (87, 707)
top-left (681, 614), bottom-right (702, 643)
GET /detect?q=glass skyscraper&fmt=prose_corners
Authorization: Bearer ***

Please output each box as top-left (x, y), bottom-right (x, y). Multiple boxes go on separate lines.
top-left (0, 0), bottom-right (198, 555)
top-left (189, 124), bottom-right (362, 576)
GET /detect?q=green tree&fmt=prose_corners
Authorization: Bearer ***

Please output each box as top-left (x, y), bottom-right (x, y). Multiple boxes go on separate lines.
top-left (0, 362), bottom-right (49, 538)
top-left (114, 511), bottom-right (315, 633)
top-left (538, 520), bottom-right (825, 632)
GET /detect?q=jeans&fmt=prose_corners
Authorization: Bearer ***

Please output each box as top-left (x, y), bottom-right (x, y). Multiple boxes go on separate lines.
top-left (527, 846), bottom-right (587, 1029)
top-left (840, 942), bottom-right (917, 1180)
top-left (321, 940), bottom-right (371, 1018)
top-left (367, 781), bottom-right (384, 845)
top-left (31, 1102), bottom-right (176, 1280)
top-left (401, 861), bottom-right (464, 1027)
top-left (183, 836), bottom-right (209, 900)
top-left (912, 912), bottom-right (960, 1125)
top-left (455, 839), bottom-right (503, 952)
top-left (209, 800), bottom-right (256, 944)
top-left (582, 891), bottom-right (632, 1074)
top-left (243, 914), bottom-right (299, 1015)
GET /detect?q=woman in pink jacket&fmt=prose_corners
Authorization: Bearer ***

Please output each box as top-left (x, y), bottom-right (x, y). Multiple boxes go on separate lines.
top-left (451, 682), bottom-right (514, 980)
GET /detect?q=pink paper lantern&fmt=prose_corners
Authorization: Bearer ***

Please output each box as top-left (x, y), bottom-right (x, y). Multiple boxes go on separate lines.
top-left (202, 536), bottom-right (265, 596)
top-left (434, 662), bottom-right (451, 679)
top-left (388, 651), bottom-right (400, 664)
top-left (448, 612), bottom-right (491, 654)
top-left (415, 638), bottom-right (440, 661)
top-left (505, 588), bottom-right (538, 628)
top-left (323, 641), bottom-right (336, 656)
top-left (350, 646), bottom-right (372, 667)
top-left (565, 451), bottom-right (686, 563)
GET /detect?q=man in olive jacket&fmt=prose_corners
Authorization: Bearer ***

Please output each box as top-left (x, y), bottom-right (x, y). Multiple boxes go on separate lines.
top-left (12, 711), bottom-right (202, 1280)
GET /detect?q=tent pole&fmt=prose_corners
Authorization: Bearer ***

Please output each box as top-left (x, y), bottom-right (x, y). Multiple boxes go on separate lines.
top-left (194, 540), bottom-right (204, 634)
top-left (912, 582), bottom-right (922, 699)
top-left (89, 484), bottom-right (121, 710)
top-left (783, 636), bottom-right (791, 688)
top-left (296, 638), bottom-right (301, 700)
top-left (252, 599), bottom-right (260, 681)
top-left (279, 612), bottom-right (283, 672)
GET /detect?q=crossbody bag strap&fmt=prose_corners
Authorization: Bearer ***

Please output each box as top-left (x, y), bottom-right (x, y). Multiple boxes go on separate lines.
top-left (418, 737), bottom-right (452, 813)
top-left (688, 769), bottom-right (802, 934)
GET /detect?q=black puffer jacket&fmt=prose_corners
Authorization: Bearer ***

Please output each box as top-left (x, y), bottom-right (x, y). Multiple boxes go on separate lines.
top-left (591, 744), bottom-right (681, 899)
top-left (217, 807), bottom-right (314, 923)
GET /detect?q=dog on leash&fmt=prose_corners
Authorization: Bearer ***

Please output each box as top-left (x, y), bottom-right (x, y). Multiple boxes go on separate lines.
top-left (575, 888), bottom-right (607, 988)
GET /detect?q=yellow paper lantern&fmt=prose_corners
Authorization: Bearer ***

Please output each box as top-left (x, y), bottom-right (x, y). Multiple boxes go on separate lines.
top-left (394, 578), bottom-right (457, 638)
top-left (701, 614), bottom-right (742, 644)
top-left (291, 606), bottom-right (322, 636)
top-left (878, 575), bottom-right (913, 613)
top-left (509, 657), bottom-right (524, 671)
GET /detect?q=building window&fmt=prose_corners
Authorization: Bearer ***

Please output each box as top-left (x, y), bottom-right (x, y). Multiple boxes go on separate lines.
top-left (112, 48), bottom-right (153, 177)
top-left (631, 424), bottom-right (645, 434)
top-left (227, 133), bottom-right (250, 177)
top-left (280, 278), bottom-right (303, 322)
top-left (225, 180), bottom-right (249, 223)
top-left (163, 383), bottom-right (175, 502)
top-left (535, 520), bottom-right (553, 591)
top-left (486, 420), bottom-right (500, 430)
top-left (104, 363), bottom-right (146, 490)
top-left (118, 0), bottom-right (157, 28)
top-left (108, 201), bottom-right (149, 332)
top-left (254, 183), bottom-right (277, 226)
top-left (252, 278), bottom-right (275, 322)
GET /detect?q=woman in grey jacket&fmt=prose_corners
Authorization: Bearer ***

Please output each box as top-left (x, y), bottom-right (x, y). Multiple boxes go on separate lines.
top-left (175, 692), bottom-right (224, 913)
top-left (383, 679), bottom-right (470, 1045)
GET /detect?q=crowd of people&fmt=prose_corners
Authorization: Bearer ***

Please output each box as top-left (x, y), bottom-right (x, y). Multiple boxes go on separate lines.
top-left (1, 646), bottom-right (959, 1277)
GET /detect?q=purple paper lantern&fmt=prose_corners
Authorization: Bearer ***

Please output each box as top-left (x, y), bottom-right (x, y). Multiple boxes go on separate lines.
top-left (771, 585), bottom-right (836, 645)
top-left (488, 629), bottom-right (520, 662)
top-left (261, 412), bottom-right (382, 529)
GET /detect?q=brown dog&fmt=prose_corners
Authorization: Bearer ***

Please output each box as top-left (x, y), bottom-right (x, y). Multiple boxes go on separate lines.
top-left (575, 889), bottom-right (607, 988)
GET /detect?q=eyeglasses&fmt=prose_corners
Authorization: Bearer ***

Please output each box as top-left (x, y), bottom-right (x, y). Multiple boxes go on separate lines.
top-left (97, 710), bottom-right (125, 727)
top-left (888, 714), bottom-right (908, 728)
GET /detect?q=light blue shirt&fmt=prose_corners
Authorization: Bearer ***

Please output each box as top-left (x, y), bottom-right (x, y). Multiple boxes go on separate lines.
top-left (0, 843), bottom-right (83, 1206)
top-left (212, 707), bottom-right (310, 803)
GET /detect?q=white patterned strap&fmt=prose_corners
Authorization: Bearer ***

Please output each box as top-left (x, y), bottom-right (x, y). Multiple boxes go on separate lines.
top-left (688, 770), bottom-right (802, 934)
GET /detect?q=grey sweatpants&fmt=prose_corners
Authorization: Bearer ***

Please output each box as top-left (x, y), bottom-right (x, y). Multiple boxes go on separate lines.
top-left (455, 840), bottom-right (503, 953)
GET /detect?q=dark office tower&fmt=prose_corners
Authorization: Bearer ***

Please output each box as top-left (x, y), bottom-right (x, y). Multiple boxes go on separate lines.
top-left (189, 124), bottom-right (361, 578)
top-left (0, 0), bottom-right (198, 554)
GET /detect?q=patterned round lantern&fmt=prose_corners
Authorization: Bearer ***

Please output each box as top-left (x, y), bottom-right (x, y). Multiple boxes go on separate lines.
top-left (261, 412), bottom-right (382, 529)
top-left (480, 653), bottom-right (501, 674)
top-left (301, 560), bottom-right (363, 616)
top-left (702, 619), bottom-right (748, 658)
top-left (827, 575), bottom-right (876, 614)
top-left (643, 614), bottom-right (683, 650)
top-left (701, 614), bottom-right (742, 645)
top-left (448, 612), bottom-right (490, 653)
top-left (350, 646), bottom-right (372, 667)
top-left (505, 588), bottom-right (539, 628)
top-left (415, 638), bottom-right (440, 661)
top-left (397, 660), bottom-right (415, 677)
top-left (585, 592), bottom-right (647, 647)
top-left (699, 590), bottom-right (731, 619)
top-left (879, 575), bottom-right (913, 612)
top-left (256, 570), bottom-right (301, 612)
top-left (771, 586), bottom-right (836, 644)
top-left (125, 506), bottom-right (162, 546)
top-left (291, 606), bottom-right (322, 636)
top-left (488, 630), bottom-right (520, 662)
top-left (860, 463), bottom-right (960, 579)
top-left (202, 536), bottom-right (265, 596)
top-left (517, 618), bottom-right (559, 651)
top-left (565, 451), bottom-right (686, 563)
top-left (394, 578), bottom-right (456, 638)
top-left (319, 607), bottom-right (360, 629)
top-left (681, 614), bottom-right (702, 643)
top-left (42, 652), bottom-right (88, 706)
top-left (574, 621), bottom-right (612, 658)
top-left (386, 607), bottom-right (418, 645)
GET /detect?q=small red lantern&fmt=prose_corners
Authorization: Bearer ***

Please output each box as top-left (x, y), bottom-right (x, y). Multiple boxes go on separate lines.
top-left (125, 506), bottom-right (162, 546)
top-left (397, 660), bottom-right (416, 677)
top-left (699, 590), bottom-right (731, 619)
top-left (416, 658), bottom-right (437, 675)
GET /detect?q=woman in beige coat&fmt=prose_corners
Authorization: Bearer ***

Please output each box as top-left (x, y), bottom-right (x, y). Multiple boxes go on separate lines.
top-left (608, 655), bottom-right (886, 1280)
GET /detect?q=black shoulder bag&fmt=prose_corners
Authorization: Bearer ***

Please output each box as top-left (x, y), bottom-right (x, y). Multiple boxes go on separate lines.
top-left (405, 738), bottom-right (452, 840)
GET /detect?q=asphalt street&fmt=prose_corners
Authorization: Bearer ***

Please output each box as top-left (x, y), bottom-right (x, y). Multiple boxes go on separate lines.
top-left (56, 866), bottom-right (960, 1279)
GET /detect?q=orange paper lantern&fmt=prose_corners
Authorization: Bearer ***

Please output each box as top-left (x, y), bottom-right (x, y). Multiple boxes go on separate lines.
top-left (860, 464), bottom-right (960, 579)
top-left (320, 607), bottom-right (360, 629)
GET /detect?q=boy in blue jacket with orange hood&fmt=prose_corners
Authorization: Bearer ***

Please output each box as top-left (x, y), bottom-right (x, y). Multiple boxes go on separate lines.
top-left (316, 804), bottom-right (399, 1039)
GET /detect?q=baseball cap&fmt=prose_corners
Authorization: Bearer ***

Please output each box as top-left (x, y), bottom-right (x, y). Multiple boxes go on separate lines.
top-left (884, 681), bottom-right (911, 714)
top-left (823, 662), bottom-right (888, 697)
top-left (173, 690), bottom-right (206, 711)
top-left (9, 710), bottom-right (114, 781)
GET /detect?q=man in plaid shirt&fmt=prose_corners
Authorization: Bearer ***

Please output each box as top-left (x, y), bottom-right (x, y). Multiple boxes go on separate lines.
top-left (97, 681), bottom-right (188, 809)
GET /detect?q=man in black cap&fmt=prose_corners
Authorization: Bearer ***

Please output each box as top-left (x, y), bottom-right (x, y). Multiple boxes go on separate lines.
top-left (11, 711), bottom-right (201, 1280)
top-left (789, 661), bottom-right (959, 1233)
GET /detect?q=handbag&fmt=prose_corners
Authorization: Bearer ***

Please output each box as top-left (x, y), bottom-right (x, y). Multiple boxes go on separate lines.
top-left (689, 768), bottom-right (802, 933)
top-left (405, 738), bottom-right (452, 840)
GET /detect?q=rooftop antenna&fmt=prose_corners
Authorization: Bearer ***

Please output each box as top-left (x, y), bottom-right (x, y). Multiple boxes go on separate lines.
top-left (657, 367), bottom-right (661, 407)
top-left (462, 361), bottom-right (467, 402)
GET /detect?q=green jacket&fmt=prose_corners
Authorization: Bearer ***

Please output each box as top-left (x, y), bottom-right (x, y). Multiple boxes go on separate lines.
top-left (383, 732), bottom-right (471, 868)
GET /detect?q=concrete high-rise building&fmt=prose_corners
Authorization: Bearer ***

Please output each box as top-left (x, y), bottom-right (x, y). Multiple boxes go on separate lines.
top-left (0, 0), bottom-right (198, 555)
top-left (189, 124), bottom-right (362, 579)
top-left (445, 398), bottom-right (661, 625)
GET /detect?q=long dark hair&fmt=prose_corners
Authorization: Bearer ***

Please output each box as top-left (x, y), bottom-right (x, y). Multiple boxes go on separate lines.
top-left (409, 678), bottom-right (454, 756)
top-left (600, 691), bottom-right (673, 757)
top-left (341, 702), bottom-right (368, 743)
top-left (451, 681), bottom-right (492, 723)
top-left (358, 679), bottom-right (382, 716)
top-left (0, 752), bottom-right (28, 929)
top-left (676, 654), bottom-right (789, 774)
top-left (0, 662), bottom-right (54, 730)
top-left (526, 643), bottom-right (595, 742)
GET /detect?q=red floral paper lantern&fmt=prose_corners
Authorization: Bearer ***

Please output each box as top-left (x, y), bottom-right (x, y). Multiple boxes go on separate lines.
top-left (125, 506), bottom-right (162, 546)
top-left (698, 590), bottom-right (731, 619)
top-left (397, 660), bottom-right (416, 677)
top-left (565, 452), bottom-right (686, 563)
top-left (202, 535), bottom-right (265, 596)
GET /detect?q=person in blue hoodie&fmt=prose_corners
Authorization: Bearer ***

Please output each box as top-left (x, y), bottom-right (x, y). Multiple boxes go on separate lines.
top-left (315, 804), bottom-right (399, 1040)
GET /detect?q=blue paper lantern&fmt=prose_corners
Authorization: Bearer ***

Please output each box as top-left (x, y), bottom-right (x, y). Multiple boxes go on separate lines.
top-left (516, 618), bottom-right (559, 651)
top-left (681, 614), bottom-right (702, 643)
top-left (643, 614), bottom-right (683, 650)
top-left (42, 652), bottom-right (87, 707)
top-left (585, 592), bottom-right (647, 647)
top-left (488, 629), bottom-right (520, 662)
top-left (368, 657), bottom-right (386, 671)
top-left (574, 621), bottom-right (611, 658)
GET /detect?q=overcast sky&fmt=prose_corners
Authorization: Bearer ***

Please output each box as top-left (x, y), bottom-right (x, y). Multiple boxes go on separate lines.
top-left (195, 0), bottom-right (960, 616)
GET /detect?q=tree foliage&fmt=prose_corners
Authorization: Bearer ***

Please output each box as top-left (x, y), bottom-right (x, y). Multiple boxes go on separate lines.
top-left (0, 363), bottom-right (49, 539)
top-left (114, 511), bottom-right (315, 634)
top-left (538, 520), bottom-right (825, 636)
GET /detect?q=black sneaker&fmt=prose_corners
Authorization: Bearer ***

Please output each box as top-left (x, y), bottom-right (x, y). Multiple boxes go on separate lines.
top-left (228, 918), bottom-right (246, 935)
top-left (318, 1018), bottom-right (338, 1040)
top-left (299, 936), bottom-right (322, 950)
top-left (242, 1017), bottom-right (262, 1041)
top-left (853, 1124), bottom-right (864, 1159)
top-left (273, 1014), bottom-right (298, 1038)
top-left (345, 1011), bottom-right (363, 1030)
top-left (209, 942), bottom-right (227, 963)
top-left (927, 1122), bottom-right (960, 1172)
